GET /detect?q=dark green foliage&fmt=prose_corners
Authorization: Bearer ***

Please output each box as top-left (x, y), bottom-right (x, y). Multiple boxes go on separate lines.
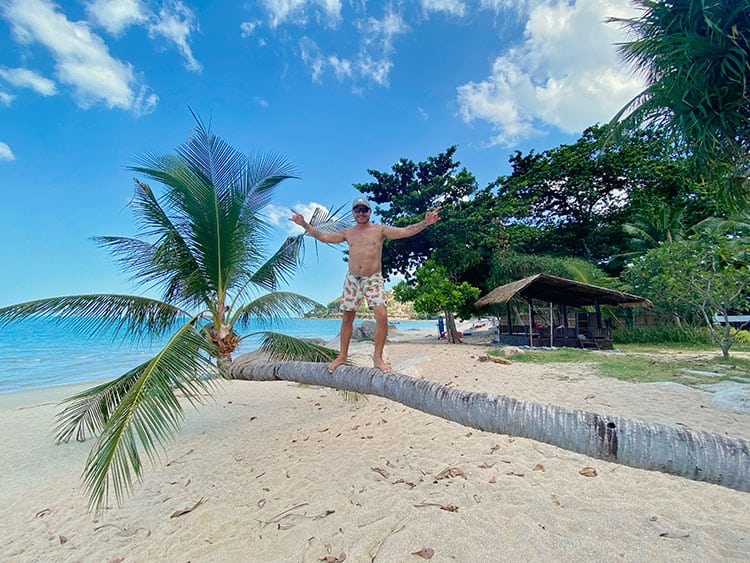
top-left (354, 146), bottom-right (505, 290)
top-left (613, 324), bottom-right (716, 346)
top-left (492, 125), bottom-right (703, 267)
top-left (609, 0), bottom-right (750, 209)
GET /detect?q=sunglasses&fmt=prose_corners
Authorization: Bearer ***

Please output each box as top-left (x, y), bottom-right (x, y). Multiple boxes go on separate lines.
top-left (353, 207), bottom-right (371, 214)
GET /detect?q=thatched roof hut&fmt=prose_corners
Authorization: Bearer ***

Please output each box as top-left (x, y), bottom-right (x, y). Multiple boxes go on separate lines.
top-left (476, 274), bottom-right (651, 309)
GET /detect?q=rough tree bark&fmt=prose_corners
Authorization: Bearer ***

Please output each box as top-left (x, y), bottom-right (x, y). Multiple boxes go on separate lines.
top-left (229, 358), bottom-right (749, 492)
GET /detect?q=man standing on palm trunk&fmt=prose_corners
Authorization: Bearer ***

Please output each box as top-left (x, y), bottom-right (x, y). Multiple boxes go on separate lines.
top-left (290, 197), bottom-right (441, 372)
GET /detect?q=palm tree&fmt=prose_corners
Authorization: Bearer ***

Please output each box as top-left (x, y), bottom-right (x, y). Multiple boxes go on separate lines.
top-left (0, 113), bottom-right (347, 512)
top-left (608, 0), bottom-right (750, 208)
top-left (230, 360), bottom-right (749, 492)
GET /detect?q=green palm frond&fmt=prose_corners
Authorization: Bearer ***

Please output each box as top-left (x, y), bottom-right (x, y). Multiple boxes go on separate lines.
top-left (247, 234), bottom-right (306, 292)
top-left (255, 331), bottom-right (338, 363)
top-left (55, 368), bottom-right (144, 443)
top-left (76, 321), bottom-right (217, 512)
top-left (0, 295), bottom-right (186, 340)
top-left (308, 203), bottom-right (353, 234)
top-left (234, 292), bottom-right (321, 326)
top-left (607, 0), bottom-right (750, 176)
top-left (7, 112), bottom-right (337, 513)
top-left (128, 113), bottom-right (298, 302)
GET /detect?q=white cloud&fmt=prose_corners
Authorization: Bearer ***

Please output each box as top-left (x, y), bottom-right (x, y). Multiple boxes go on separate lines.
top-left (265, 201), bottom-right (330, 234)
top-left (0, 66), bottom-right (57, 96)
top-left (421, 0), bottom-right (467, 17)
top-left (456, 0), bottom-right (645, 146)
top-left (86, 0), bottom-right (147, 35)
top-left (328, 55), bottom-right (352, 81)
top-left (149, 1), bottom-right (202, 72)
top-left (357, 8), bottom-right (408, 54)
top-left (0, 90), bottom-right (14, 105)
top-left (0, 142), bottom-right (15, 161)
top-left (297, 7), bottom-right (407, 87)
top-left (240, 20), bottom-right (260, 38)
top-left (2, 0), bottom-right (155, 113)
top-left (261, 0), bottom-right (342, 28)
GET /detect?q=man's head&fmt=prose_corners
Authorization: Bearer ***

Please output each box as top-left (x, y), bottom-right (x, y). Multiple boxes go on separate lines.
top-left (352, 197), bottom-right (371, 223)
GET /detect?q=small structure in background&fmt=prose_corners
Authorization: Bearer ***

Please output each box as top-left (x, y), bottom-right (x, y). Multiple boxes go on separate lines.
top-left (475, 274), bottom-right (651, 350)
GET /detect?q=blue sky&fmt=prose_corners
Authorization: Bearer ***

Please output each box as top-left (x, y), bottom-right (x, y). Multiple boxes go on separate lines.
top-left (0, 0), bottom-right (644, 308)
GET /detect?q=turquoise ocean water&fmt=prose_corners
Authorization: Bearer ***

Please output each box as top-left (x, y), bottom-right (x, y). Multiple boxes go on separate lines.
top-left (0, 317), bottom-right (437, 395)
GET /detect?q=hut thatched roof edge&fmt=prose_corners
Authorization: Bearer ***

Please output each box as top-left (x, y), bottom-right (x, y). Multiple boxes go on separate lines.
top-left (475, 273), bottom-right (652, 309)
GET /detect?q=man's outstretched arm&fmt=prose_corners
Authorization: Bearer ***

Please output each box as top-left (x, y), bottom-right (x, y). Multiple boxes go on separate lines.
top-left (289, 209), bottom-right (347, 244)
top-left (382, 206), bottom-right (441, 240)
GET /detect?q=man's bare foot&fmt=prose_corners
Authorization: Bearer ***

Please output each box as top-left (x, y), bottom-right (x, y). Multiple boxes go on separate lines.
top-left (328, 357), bottom-right (347, 373)
top-left (373, 358), bottom-right (391, 372)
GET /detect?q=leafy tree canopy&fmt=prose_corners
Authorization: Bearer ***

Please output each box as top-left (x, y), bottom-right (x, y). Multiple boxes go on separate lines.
top-left (622, 229), bottom-right (750, 357)
top-left (393, 259), bottom-right (481, 321)
top-left (609, 0), bottom-right (750, 208)
top-left (489, 250), bottom-right (615, 290)
top-left (354, 146), bottom-right (505, 290)
top-left (492, 125), bottom-right (710, 266)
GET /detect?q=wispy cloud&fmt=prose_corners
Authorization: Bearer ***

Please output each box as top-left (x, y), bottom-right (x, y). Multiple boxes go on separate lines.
top-left (149, 0), bottom-right (202, 72)
top-left (420, 0), bottom-right (467, 17)
top-left (456, 0), bottom-right (644, 146)
top-left (261, 0), bottom-right (342, 28)
top-left (0, 66), bottom-right (57, 96)
top-left (240, 19), bottom-right (260, 38)
top-left (86, 0), bottom-right (201, 72)
top-left (0, 141), bottom-right (15, 161)
top-left (265, 201), bottom-right (330, 234)
top-left (296, 7), bottom-right (408, 87)
top-left (2, 0), bottom-right (158, 114)
top-left (0, 0), bottom-right (201, 114)
top-left (85, 0), bottom-right (148, 35)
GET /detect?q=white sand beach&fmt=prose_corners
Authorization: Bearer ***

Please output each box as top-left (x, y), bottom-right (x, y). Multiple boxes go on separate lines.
top-left (1, 329), bottom-right (748, 562)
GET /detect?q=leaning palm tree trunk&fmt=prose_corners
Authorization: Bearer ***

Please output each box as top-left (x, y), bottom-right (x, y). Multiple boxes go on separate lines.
top-left (230, 358), bottom-right (749, 492)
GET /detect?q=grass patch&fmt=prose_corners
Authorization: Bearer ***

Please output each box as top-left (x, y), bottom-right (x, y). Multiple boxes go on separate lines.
top-left (491, 346), bottom-right (750, 385)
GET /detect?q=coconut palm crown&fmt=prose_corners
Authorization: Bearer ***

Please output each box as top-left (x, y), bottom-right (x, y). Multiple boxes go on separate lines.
top-left (608, 0), bottom-right (749, 208)
top-left (0, 113), bottom-right (348, 513)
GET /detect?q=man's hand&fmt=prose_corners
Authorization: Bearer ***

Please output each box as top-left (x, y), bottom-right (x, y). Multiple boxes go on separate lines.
top-left (289, 209), bottom-right (306, 227)
top-left (425, 206), bottom-right (442, 226)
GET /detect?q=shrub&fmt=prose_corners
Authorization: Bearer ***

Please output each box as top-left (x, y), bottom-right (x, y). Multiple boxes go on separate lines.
top-left (613, 324), bottom-right (714, 346)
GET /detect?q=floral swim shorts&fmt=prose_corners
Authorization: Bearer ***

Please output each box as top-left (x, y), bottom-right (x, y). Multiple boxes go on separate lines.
top-left (340, 272), bottom-right (387, 311)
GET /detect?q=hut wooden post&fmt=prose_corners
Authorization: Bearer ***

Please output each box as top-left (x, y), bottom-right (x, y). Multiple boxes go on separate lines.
top-left (506, 303), bottom-right (512, 335)
top-left (549, 301), bottom-right (554, 348)
top-left (528, 300), bottom-right (534, 348)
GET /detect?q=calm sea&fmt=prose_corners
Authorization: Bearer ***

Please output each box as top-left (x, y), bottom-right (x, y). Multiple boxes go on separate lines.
top-left (0, 317), bottom-right (437, 395)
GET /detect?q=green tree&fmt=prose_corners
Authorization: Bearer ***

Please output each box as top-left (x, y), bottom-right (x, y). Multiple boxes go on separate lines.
top-left (489, 250), bottom-right (613, 290)
top-left (623, 231), bottom-right (750, 358)
top-left (354, 146), bottom-right (505, 290)
top-left (608, 0), bottom-right (750, 209)
top-left (607, 205), bottom-right (688, 270)
top-left (393, 260), bottom-right (481, 343)
top-left (0, 115), bottom-right (341, 512)
top-left (493, 126), bottom-right (699, 265)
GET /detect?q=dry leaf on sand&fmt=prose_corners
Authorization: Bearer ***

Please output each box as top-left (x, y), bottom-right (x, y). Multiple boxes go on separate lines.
top-left (412, 546), bottom-right (435, 559)
top-left (170, 497), bottom-right (207, 518)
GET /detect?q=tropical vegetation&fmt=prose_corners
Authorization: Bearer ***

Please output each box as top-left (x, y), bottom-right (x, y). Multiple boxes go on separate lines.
top-left (0, 114), bottom-right (343, 512)
top-left (4, 0), bottom-right (750, 511)
top-left (607, 0), bottom-right (750, 210)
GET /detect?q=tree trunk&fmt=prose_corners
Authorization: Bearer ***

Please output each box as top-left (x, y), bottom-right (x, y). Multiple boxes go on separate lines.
top-left (229, 358), bottom-right (749, 492)
top-left (444, 310), bottom-right (461, 344)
